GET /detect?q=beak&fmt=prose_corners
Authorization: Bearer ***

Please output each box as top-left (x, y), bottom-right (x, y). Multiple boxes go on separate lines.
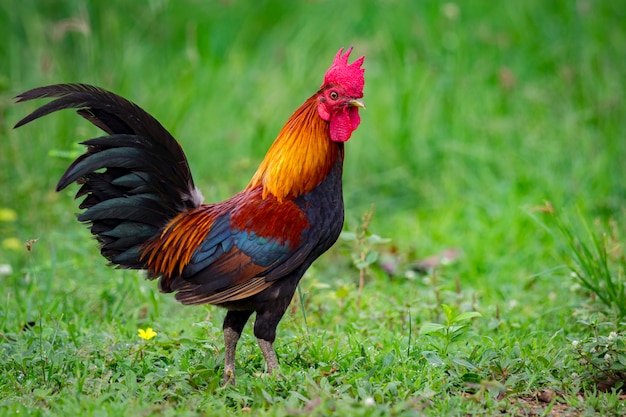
top-left (349, 98), bottom-right (366, 109)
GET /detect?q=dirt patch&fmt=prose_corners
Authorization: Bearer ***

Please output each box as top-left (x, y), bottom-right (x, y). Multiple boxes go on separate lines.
top-left (505, 390), bottom-right (626, 417)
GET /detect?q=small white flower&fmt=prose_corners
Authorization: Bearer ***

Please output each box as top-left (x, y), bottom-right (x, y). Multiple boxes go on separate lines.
top-left (364, 397), bottom-right (375, 407)
top-left (441, 2), bottom-right (460, 20)
top-left (608, 332), bottom-right (618, 340)
top-left (571, 373), bottom-right (578, 379)
top-left (572, 340), bottom-right (579, 347)
top-left (590, 347), bottom-right (597, 353)
top-left (604, 353), bottom-right (612, 363)
top-left (0, 264), bottom-right (12, 276)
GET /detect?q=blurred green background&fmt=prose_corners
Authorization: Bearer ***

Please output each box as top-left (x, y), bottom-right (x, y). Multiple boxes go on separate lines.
top-left (3, 0), bottom-right (624, 289)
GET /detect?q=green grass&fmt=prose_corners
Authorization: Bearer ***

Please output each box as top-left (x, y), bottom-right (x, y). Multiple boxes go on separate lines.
top-left (1, 0), bottom-right (626, 415)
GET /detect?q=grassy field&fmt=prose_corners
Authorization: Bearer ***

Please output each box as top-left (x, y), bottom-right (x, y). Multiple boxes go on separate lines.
top-left (1, 0), bottom-right (626, 415)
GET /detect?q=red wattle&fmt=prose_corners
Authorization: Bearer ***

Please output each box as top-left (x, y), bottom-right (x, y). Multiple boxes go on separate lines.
top-left (329, 107), bottom-right (360, 142)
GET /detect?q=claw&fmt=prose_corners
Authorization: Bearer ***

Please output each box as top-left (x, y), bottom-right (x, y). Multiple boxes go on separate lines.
top-left (222, 369), bottom-right (235, 387)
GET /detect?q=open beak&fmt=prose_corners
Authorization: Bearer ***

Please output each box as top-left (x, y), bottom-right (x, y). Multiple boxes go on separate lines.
top-left (349, 98), bottom-right (366, 109)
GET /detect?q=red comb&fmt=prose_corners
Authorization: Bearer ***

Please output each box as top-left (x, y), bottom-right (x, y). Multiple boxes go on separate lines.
top-left (322, 47), bottom-right (365, 98)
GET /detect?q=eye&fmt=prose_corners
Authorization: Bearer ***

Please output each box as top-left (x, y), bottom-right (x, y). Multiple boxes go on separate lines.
top-left (329, 91), bottom-right (339, 100)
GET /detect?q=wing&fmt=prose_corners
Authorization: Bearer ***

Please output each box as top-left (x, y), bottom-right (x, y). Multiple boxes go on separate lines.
top-left (143, 187), bottom-right (317, 305)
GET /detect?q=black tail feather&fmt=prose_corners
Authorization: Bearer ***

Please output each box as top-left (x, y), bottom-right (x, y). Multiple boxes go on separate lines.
top-left (15, 83), bottom-right (204, 269)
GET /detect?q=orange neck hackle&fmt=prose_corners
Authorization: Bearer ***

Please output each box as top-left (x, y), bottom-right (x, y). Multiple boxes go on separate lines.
top-left (247, 95), bottom-right (342, 201)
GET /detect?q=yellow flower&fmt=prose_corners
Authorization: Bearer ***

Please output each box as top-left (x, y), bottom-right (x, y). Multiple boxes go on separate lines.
top-left (138, 327), bottom-right (157, 340)
top-left (0, 208), bottom-right (17, 222)
top-left (2, 238), bottom-right (22, 251)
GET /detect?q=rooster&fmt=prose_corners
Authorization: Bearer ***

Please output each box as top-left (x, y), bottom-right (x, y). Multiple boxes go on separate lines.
top-left (15, 47), bottom-right (365, 384)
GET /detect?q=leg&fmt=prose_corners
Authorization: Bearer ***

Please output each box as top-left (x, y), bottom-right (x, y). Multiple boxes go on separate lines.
top-left (257, 338), bottom-right (279, 375)
top-left (253, 306), bottom-right (289, 377)
top-left (222, 310), bottom-right (253, 386)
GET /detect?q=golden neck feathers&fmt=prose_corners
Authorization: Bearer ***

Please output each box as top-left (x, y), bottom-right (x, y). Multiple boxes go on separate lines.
top-left (247, 95), bottom-right (343, 201)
